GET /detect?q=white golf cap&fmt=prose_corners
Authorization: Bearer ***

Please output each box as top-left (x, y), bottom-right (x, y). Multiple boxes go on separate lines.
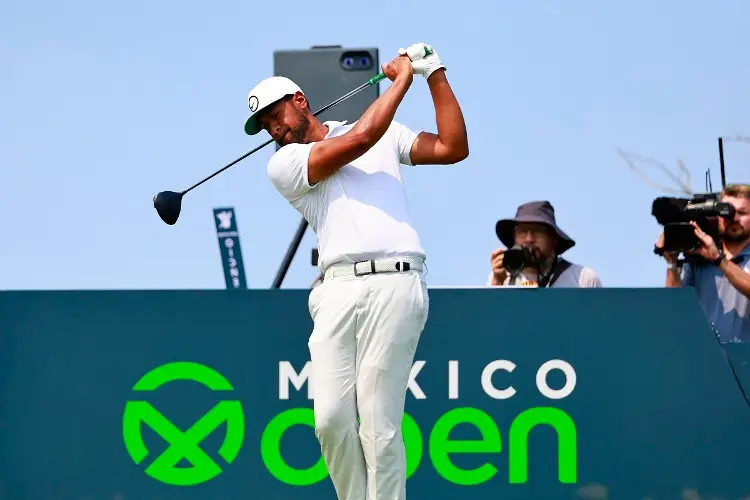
top-left (243, 76), bottom-right (303, 136)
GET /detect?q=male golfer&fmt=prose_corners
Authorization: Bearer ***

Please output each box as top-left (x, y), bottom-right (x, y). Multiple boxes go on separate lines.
top-left (244, 43), bottom-right (468, 499)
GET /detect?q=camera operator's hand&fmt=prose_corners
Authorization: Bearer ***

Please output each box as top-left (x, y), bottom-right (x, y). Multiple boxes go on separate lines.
top-left (688, 220), bottom-right (722, 262)
top-left (490, 248), bottom-right (507, 286)
top-left (655, 232), bottom-right (679, 264)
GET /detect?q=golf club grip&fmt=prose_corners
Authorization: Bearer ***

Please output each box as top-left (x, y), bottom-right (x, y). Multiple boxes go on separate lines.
top-left (182, 73), bottom-right (385, 195)
top-left (368, 72), bottom-right (386, 86)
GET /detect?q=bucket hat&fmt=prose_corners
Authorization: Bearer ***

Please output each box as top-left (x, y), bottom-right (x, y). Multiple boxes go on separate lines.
top-left (495, 200), bottom-right (576, 255)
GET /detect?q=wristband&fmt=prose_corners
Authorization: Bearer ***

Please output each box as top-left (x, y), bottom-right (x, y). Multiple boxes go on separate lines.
top-left (711, 249), bottom-right (726, 266)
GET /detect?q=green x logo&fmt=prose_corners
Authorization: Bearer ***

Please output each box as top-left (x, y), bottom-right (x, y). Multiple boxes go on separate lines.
top-left (122, 362), bottom-right (245, 486)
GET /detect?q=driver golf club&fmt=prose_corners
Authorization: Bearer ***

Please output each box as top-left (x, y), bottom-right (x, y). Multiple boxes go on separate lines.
top-left (153, 71), bottom-right (387, 225)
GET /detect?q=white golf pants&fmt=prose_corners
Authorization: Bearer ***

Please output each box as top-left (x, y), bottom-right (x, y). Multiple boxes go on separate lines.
top-left (307, 269), bottom-right (429, 500)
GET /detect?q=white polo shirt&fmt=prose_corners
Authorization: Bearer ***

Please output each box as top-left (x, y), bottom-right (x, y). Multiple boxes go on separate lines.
top-left (267, 120), bottom-right (426, 271)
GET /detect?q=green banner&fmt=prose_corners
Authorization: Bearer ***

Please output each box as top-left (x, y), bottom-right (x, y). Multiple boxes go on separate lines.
top-left (1, 288), bottom-right (749, 499)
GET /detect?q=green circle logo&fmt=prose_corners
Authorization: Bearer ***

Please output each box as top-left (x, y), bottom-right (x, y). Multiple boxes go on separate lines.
top-left (122, 361), bottom-right (245, 486)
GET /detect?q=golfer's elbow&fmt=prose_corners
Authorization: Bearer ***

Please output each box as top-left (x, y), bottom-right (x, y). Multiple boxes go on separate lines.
top-left (452, 143), bottom-right (470, 163)
top-left (351, 130), bottom-right (376, 152)
top-left (347, 127), bottom-right (379, 152)
top-left (441, 140), bottom-right (469, 164)
top-left (308, 132), bottom-right (372, 183)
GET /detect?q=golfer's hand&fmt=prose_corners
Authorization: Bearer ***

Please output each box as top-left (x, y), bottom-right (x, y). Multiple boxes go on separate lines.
top-left (688, 221), bottom-right (722, 262)
top-left (490, 248), bottom-right (507, 286)
top-left (382, 54), bottom-right (414, 84)
top-left (398, 43), bottom-right (446, 80)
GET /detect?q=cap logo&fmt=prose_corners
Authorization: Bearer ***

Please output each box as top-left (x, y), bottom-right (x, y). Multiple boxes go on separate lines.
top-left (248, 95), bottom-right (259, 112)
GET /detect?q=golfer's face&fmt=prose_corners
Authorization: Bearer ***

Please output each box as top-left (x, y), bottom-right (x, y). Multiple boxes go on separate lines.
top-left (258, 99), bottom-right (295, 146)
top-left (514, 223), bottom-right (555, 254)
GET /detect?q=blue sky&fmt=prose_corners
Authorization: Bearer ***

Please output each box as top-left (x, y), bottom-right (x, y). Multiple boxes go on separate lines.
top-left (2, 0), bottom-right (749, 290)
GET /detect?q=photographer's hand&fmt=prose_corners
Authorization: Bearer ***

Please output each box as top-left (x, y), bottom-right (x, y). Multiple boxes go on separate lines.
top-left (655, 232), bottom-right (679, 264)
top-left (688, 221), bottom-right (722, 262)
top-left (656, 232), bottom-right (682, 287)
top-left (490, 248), bottom-right (508, 286)
top-left (688, 221), bottom-right (750, 299)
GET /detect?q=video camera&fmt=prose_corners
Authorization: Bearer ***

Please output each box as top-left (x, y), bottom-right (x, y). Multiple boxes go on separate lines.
top-left (651, 136), bottom-right (741, 259)
top-left (652, 193), bottom-right (735, 256)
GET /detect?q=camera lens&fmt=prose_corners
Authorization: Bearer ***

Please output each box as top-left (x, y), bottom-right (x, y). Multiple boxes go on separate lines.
top-left (343, 57), bottom-right (354, 68)
top-left (359, 56), bottom-right (370, 67)
top-left (504, 248), bottom-right (526, 273)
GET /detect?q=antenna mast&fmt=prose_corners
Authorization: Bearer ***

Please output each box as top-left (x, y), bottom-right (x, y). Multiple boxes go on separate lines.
top-left (718, 137), bottom-right (727, 189)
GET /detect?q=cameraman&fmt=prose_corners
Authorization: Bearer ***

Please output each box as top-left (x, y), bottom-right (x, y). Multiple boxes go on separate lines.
top-left (488, 200), bottom-right (602, 288)
top-left (658, 184), bottom-right (750, 343)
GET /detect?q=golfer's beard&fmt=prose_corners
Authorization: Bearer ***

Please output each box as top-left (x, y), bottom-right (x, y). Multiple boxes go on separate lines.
top-left (279, 114), bottom-right (311, 147)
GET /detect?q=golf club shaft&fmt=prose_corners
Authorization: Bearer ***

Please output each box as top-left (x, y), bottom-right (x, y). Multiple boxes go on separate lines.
top-left (182, 72), bottom-right (386, 195)
top-left (309, 72), bottom-right (386, 119)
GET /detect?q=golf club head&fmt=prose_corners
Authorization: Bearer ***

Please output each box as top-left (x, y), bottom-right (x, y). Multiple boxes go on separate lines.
top-left (153, 191), bottom-right (183, 225)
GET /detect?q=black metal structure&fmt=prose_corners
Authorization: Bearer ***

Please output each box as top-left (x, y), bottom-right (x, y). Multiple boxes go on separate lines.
top-left (271, 218), bottom-right (309, 289)
top-left (718, 137), bottom-right (727, 189)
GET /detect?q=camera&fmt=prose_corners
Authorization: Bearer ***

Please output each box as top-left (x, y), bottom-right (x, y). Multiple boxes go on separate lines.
top-left (652, 193), bottom-right (735, 255)
top-left (339, 51), bottom-right (373, 71)
top-left (504, 245), bottom-right (541, 274)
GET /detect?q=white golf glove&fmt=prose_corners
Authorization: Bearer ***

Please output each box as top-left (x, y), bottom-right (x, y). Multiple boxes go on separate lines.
top-left (398, 43), bottom-right (446, 80)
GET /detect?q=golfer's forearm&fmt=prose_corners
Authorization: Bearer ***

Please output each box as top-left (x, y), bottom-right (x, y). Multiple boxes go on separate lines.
top-left (351, 77), bottom-right (410, 147)
top-left (427, 71), bottom-right (468, 159)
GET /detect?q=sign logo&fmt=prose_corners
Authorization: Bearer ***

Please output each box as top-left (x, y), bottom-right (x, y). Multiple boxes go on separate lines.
top-left (215, 210), bottom-right (233, 230)
top-left (267, 359), bottom-right (578, 486)
top-left (122, 362), bottom-right (245, 486)
top-left (248, 95), bottom-right (259, 112)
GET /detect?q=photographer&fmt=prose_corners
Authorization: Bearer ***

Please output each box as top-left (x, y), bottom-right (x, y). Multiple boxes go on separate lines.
top-left (488, 201), bottom-right (602, 288)
top-left (657, 184), bottom-right (750, 343)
